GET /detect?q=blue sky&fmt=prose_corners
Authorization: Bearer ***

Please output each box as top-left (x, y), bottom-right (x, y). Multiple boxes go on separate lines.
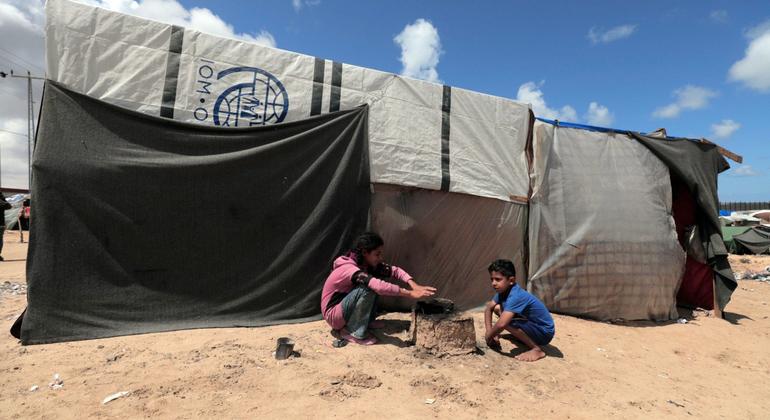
top-left (0, 0), bottom-right (769, 200)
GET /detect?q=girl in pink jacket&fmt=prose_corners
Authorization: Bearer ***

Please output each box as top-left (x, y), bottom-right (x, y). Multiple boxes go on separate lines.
top-left (320, 232), bottom-right (436, 345)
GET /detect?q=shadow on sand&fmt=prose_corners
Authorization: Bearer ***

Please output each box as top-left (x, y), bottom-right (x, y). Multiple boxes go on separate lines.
top-left (373, 319), bottom-right (412, 348)
top-left (492, 333), bottom-right (565, 359)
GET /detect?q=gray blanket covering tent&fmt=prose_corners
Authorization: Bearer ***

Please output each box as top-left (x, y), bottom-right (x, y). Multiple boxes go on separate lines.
top-left (631, 133), bottom-right (738, 312)
top-left (17, 82), bottom-right (371, 344)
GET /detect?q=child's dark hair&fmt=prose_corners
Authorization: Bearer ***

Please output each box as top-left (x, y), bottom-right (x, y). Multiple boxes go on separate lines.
top-left (488, 259), bottom-right (516, 278)
top-left (354, 232), bottom-right (384, 253)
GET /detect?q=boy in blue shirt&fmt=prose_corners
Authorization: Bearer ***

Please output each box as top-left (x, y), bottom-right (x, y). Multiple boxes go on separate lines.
top-left (484, 259), bottom-right (555, 362)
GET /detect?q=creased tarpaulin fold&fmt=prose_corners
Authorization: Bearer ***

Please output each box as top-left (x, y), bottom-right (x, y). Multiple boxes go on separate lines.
top-left (16, 82), bottom-right (371, 345)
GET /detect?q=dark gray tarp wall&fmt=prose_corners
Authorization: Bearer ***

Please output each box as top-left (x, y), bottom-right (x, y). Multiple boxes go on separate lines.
top-left (632, 133), bottom-right (737, 312)
top-left (733, 226), bottom-right (770, 255)
top-left (18, 82), bottom-right (371, 344)
top-left (371, 184), bottom-right (528, 311)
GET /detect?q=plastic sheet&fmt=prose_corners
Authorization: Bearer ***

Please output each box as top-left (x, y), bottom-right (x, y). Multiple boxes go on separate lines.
top-left (528, 123), bottom-right (685, 321)
top-left (45, 0), bottom-right (531, 202)
top-left (370, 184), bottom-right (528, 311)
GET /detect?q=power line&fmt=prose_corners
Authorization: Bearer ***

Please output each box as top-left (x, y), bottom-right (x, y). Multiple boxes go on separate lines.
top-left (0, 53), bottom-right (33, 73)
top-left (0, 128), bottom-right (27, 137)
top-left (0, 47), bottom-right (45, 73)
top-left (0, 56), bottom-right (21, 71)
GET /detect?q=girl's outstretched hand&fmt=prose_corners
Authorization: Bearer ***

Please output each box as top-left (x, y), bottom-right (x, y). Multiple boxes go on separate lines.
top-left (409, 284), bottom-right (437, 299)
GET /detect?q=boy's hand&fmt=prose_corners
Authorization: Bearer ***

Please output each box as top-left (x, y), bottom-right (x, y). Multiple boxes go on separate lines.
top-left (486, 335), bottom-right (501, 350)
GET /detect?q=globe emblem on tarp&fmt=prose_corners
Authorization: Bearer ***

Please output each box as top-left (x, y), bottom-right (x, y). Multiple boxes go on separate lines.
top-left (213, 66), bottom-right (289, 127)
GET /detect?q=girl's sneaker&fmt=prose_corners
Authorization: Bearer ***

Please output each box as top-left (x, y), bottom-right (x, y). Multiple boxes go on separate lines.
top-left (341, 330), bottom-right (378, 345)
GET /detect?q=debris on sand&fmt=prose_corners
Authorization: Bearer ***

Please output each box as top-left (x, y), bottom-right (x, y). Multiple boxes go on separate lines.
top-left (332, 371), bottom-right (382, 389)
top-left (49, 374), bottom-right (63, 390)
top-left (667, 399), bottom-right (685, 408)
top-left (0, 281), bottom-right (27, 296)
top-left (102, 391), bottom-right (130, 405)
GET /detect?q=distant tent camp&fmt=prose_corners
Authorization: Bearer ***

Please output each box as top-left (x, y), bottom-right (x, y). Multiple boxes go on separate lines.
top-left (12, 0), bottom-right (738, 344)
top-left (732, 226), bottom-right (770, 255)
top-left (751, 210), bottom-right (770, 224)
top-left (723, 226), bottom-right (753, 253)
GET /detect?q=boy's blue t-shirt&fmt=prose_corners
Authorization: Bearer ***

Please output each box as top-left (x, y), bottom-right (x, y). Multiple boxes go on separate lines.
top-left (493, 285), bottom-right (555, 334)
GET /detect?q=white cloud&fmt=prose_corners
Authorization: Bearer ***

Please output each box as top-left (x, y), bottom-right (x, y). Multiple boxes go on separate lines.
top-left (745, 20), bottom-right (770, 39)
top-left (77, 0), bottom-right (277, 47)
top-left (652, 85), bottom-right (718, 118)
top-left (293, 0), bottom-right (321, 12)
top-left (729, 165), bottom-right (759, 177)
top-left (584, 102), bottom-right (614, 126)
top-left (587, 24), bottom-right (637, 45)
top-left (516, 81), bottom-right (577, 122)
top-left (729, 20), bottom-right (770, 92)
top-left (710, 10), bottom-right (728, 23)
top-left (394, 18), bottom-right (442, 83)
top-left (711, 119), bottom-right (741, 139)
top-left (516, 82), bottom-right (616, 125)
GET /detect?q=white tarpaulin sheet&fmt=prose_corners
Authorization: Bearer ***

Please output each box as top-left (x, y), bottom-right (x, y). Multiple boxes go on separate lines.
top-left (528, 122), bottom-right (686, 321)
top-left (45, 0), bottom-right (531, 202)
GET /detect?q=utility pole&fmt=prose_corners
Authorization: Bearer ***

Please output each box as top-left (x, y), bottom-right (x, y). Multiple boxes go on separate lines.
top-left (0, 69), bottom-right (44, 191)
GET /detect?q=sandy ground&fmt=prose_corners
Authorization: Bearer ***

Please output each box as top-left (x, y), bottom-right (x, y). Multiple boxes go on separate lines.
top-left (1, 233), bottom-right (770, 419)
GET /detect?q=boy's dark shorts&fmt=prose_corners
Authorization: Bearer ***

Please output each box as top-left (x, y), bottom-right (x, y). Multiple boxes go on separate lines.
top-left (509, 319), bottom-right (554, 346)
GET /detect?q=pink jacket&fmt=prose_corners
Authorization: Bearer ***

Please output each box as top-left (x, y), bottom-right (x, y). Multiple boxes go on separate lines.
top-left (320, 253), bottom-right (413, 330)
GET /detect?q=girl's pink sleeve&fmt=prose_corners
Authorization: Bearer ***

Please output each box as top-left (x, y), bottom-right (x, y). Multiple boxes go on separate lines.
top-left (391, 266), bottom-right (413, 284)
top-left (367, 277), bottom-right (401, 296)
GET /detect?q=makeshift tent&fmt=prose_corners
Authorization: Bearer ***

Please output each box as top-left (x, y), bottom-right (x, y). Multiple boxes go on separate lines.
top-left (732, 226), bottom-right (770, 255)
top-left (529, 120), bottom-right (736, 318)
top-left (750, 210), bottom-right (770, 224)
top-left (15, 0), bottom-right (532, 344)
top-left (723, 226), bottom-right (753, 253)
top-left (44, 0), bottom-right (532, 306)
top-left (2, 194), bottom-right (27, 228)
top-left (15, 0), bottom-right (738, 343)
top-left (529, 121), bottom-right (685, 320)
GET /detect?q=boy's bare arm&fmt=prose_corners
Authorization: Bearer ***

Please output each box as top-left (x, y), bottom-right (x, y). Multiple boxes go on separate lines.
top-left (483, 300), bottom-right (496, 334)
top-left (485, 310), bottom-right (515, 343)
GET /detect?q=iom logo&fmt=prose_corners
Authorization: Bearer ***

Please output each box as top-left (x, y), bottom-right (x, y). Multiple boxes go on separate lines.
top-left (211, 66), bottom-right (289, 127)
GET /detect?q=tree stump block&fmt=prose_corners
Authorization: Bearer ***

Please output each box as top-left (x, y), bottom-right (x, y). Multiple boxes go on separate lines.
top-left (411, 299), bottom-right (477, 356)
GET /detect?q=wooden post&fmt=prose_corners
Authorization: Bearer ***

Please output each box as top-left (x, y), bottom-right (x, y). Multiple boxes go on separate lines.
top-left (713, 277), bottom-right (723, 319)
